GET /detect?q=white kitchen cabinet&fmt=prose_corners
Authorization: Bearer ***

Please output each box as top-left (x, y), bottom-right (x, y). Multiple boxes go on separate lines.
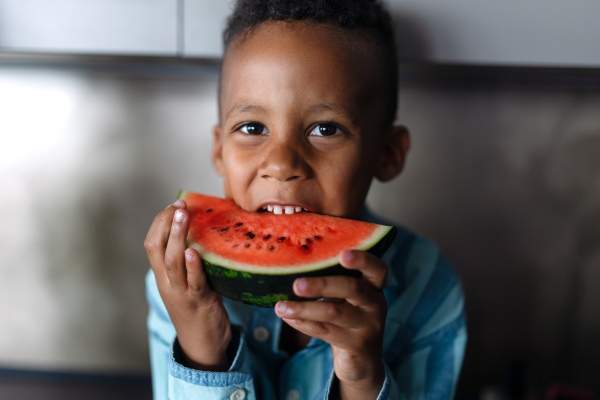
top-left (387, 0), bottom-right (600, 67)
top-left (180, 0), bottom-right (600, 67)
top-left (181, 0), bottom-right (233, 58)
top-left (0, 0), bottom-right (178, 56)
top-left (1, 0), bottom-right (599, 66)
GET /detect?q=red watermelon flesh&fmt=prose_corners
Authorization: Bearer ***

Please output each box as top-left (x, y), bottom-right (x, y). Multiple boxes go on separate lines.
top-left (179, 191), bottom-right (397, 307)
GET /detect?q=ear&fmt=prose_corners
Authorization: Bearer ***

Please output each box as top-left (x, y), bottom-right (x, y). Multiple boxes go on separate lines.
top-left (374, 125), bottom-right (410, 182)
top-left (212, 125), bottom-right (224, 176)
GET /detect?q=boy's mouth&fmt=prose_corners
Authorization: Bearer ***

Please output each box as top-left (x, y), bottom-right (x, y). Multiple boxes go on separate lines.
top-left (257, 204), bottom-right (310, 215)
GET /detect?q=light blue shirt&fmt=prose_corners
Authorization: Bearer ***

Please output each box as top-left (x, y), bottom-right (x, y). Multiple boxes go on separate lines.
top-left (146, 208), bottom-right (467, 399)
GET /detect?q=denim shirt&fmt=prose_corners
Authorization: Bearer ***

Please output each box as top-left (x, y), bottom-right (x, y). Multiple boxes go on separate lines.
top-left (146, 208), bottom-right (467, 399)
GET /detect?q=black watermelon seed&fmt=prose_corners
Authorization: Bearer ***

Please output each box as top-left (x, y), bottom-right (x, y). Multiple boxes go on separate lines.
top-left (314, 235), bottom-right (321, 240)
top-left (220, 227), bottom-right (228, 232)
top-left (269, 246), bottom-right (275, 251)
top-left (305, 238), bottom-right (312, 243)
top-left (248, 233), bottom-right (255, 239)
top-left (236, 222), bottom-right (243, 227)
top-left (301, 245), bottom-right (309, 250)
top-left (245, 244), bottom-right (250, 248)
top-left (264, 234), bottom-right (271, 240)
top-left (278, 237), bottom-right (286, 242)
top-left (206, 209), bottom-right (213, 213)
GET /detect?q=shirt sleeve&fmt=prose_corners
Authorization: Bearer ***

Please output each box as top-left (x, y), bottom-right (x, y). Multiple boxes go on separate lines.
top-left (146, 269), bottom-right (259, 400)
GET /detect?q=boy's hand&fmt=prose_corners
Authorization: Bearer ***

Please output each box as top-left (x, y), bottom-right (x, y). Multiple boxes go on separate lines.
top-left (274, 250), bottom-right (388, 400)
top-left (144, 200), bottom-right (231, 372)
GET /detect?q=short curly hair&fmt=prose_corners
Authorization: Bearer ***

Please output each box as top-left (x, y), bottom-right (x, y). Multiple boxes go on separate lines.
top-left (222, 0), bottom-right (399, 125)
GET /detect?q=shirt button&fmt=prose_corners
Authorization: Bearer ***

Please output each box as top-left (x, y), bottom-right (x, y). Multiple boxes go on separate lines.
top-left (286, 389), bottom-right (300, 400)
top-left (253, 326), bottom-right (270, 342)
top-left (230, 388), bottom-right (246, 400)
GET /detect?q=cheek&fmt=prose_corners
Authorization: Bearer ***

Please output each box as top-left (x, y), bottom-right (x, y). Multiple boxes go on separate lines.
top-left (341, 145), bottom-right (373, 183)
top-left (221, 146), bottom-right (257, 203)
top-left (320, 149), bottom-right (372, 215)
top-left (220, 146), bottom-right (242, 194)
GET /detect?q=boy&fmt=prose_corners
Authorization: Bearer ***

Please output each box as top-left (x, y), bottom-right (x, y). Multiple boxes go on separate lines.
top-left (144, 0), bottom-right (466, 399)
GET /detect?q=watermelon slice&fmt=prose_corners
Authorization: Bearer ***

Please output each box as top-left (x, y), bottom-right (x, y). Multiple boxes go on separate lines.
top-left (179, 191), bottom-right (397, 308)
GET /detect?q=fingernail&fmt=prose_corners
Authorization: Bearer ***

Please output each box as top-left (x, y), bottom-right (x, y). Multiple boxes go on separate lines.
top-left (174, 210), bottom-right (185, 223)
top-left (276, 301), bottom-right (288, 314)
top-left (173, 199), bottom-right (184, 208)
top-left (295, 278), bottom-right (307, 293)
top-left (185, 249), bottom-right (194, 263)
top-left (340, 250), bottom-right (353, 263)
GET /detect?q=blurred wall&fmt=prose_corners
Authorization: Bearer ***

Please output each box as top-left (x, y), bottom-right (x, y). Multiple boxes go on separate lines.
top-left (0, 59), bottom-right (598, 393)
top-left (0, 60), bottom-right (222, 372)
top-left (368, 66), bottom-right (600, 394)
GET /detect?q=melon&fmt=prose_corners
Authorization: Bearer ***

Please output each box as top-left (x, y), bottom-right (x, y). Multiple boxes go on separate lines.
top-left (179, 191), bottom-right (397, 308)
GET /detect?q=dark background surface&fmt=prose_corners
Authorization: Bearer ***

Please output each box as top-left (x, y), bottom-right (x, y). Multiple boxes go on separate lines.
top-left (0, 57), bottom-right (598, 399)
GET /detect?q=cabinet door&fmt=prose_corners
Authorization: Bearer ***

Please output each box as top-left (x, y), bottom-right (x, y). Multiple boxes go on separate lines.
top-left (182, 0), bottom-right (233, 58)
top-left (0, 0), bottom-right (178, 56)
top-left (387, 0), bottom-right (600, 67)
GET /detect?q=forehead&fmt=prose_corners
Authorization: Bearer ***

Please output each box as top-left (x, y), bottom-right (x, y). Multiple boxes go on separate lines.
top-left (219, 21), bottom-right (385, 121)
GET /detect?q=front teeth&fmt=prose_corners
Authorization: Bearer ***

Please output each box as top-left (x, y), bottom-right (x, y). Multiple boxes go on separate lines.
top-left (262, 205), bottom-right (307, 214)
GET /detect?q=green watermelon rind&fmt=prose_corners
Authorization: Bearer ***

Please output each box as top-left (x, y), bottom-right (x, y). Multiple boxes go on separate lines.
top-left (203, 261), bottom-right (360, 307)
top-left (202, 226), bottom-right (397, 307)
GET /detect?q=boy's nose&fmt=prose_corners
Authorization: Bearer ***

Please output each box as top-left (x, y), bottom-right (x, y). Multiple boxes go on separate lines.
top-left (259, 139), bottom-right (310, 182)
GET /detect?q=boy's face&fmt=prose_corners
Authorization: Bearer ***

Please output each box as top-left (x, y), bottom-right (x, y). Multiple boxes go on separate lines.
top-left (213, 21), bottom-right (408, 219)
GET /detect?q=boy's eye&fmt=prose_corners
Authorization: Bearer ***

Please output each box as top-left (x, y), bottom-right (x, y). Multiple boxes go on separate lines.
top-left (239, 123), bottom-right (267, 135)
top-left (309, 123), bottom-right (341, 137)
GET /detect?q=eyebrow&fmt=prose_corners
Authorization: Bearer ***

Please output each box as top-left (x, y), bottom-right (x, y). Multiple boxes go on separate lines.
top-left (224, 102), bottom-right (360, 126)
top-left (308, 103), bottom-right (360, 126)
top-left (225, 103), bottom-right (268, 121)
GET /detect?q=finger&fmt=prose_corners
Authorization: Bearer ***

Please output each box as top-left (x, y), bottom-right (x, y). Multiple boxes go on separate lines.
top-left (339, 250), bottom-right (388, 290)
top-left (161, 200), bottom-right (187, 244)
top-left (293, 276), bottom-right (373, 308)
top-left (145, 200), bottom-right (187, 260)
top-left (151, 200), bottom-right (187, 242)
top-left (163, 199), bottom-right (186, 212)
top-left (275, 299), bottom-right (360, 329)
top-left (185, 248), bottom-right (210, 296)
top-left (164, 208), bottom-right (190, 289)
top-left (280, 316), bottom-right (348, 348)
top-left (144, 202), bottom-right (185, 277)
